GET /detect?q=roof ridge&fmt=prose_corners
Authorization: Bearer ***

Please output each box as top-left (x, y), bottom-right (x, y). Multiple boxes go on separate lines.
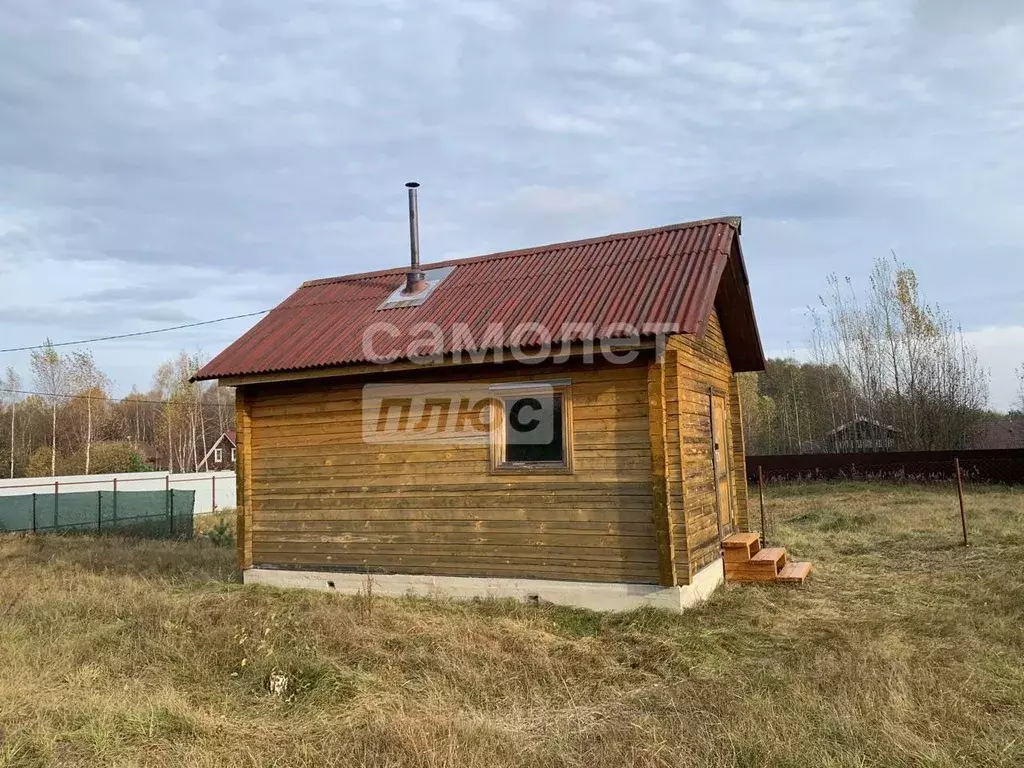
top-left (301, 216), bottom-right (741, 288)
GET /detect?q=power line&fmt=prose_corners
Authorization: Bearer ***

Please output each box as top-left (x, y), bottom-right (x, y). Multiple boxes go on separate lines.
top-left (0, 387), bottom-right (234, 408)
top-left (0, 310), bottom-right (271, 354)
top-left (0, 287), bottom-right (404, 355)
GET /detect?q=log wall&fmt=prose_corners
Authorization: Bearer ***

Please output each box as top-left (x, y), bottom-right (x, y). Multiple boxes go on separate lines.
top-left (666, 308), bottom-right (749, 577)
top-left (240, 358), bottom-right (661, 584)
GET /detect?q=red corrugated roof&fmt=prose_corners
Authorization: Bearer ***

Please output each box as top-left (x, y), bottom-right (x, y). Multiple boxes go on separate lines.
top-left (196, 217), bottom-right (762, 381)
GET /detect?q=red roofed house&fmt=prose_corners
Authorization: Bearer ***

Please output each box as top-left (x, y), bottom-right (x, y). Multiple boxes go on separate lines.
top-left (195, 187), bottom-right (809, 612)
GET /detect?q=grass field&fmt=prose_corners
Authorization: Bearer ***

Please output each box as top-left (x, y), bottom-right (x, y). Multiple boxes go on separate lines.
top-left (1, 484), bottom-right (1022, 767)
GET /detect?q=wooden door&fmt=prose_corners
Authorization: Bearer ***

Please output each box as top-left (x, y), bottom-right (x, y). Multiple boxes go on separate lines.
top-left (710, 394), bottom-right (735, 534)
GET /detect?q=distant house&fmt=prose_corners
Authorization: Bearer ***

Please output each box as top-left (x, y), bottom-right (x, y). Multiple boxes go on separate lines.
top-left (195, 197), bottom-right (811, 612)
top-left (136, 443), bottom-right (160, 467)
top-left (825, 418), bottom-right (900, 453)
top-left (970, 416), bottom-right (1024, 450)
top-left (198, 431), bottom-right (237, 471)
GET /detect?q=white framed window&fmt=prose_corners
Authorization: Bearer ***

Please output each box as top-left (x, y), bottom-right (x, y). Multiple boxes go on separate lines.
top-left (214, 448), bottom-right (223, 463)
top-left (231, 448), bottom-right (236, 462)
top-left (488, 381), bottom-right (573, 474)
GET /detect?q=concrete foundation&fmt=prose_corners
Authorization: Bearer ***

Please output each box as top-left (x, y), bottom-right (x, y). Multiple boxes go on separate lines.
top-left (244, 557), bottom-right (724, 613)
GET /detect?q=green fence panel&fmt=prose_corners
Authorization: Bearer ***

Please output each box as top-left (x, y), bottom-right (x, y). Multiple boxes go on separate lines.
top-left (0, 494), bottom-right (36, 533)
top-left (0, 489), bottom-right (195, 539)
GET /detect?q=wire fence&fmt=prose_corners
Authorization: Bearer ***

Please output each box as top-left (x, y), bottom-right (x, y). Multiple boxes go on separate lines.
top-left (0, 489), bottom-right (195, 539)
top-left (746, 451), bottom-right (1024, 548)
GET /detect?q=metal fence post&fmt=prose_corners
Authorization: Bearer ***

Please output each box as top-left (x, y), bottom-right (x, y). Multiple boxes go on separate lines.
top-left (53, 480), bottom-right (59, 532)
top-left (212, 474), bottom-right (216, 511)
top-left (169, 490), bottom-right (175, 538)
top-left (31, 493), bottom-right (37, 534)
top-left (758, 465), bottom-right (767, 547)
top-left (97, 490), bottom-right (102, 533)
top-left (955, 458), bottom-right (968, 546)
top-left (112, 477), bottom-right (118, 528)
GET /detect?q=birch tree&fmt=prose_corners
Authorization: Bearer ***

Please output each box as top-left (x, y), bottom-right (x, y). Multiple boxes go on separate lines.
top-left (1, 367), bottom-right (21, 478)
top-left (809, 254), bottom-right (988, 450)
top-left (153, 352), bottom-right (207, 472)
top-left (68, 350), bottom-right (111, 474)
top-left (743, 359), bottom-right (854, 454)
top-left (110, 391), bottom-right (161, 449)
top-left (30, 342), bottom-right (72, 476)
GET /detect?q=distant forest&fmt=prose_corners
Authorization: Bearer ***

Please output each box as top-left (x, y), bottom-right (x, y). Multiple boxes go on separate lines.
top-left (0, 348), bottom-right (233, 479)
top-left (741, 255), bottom-right (1024, 455)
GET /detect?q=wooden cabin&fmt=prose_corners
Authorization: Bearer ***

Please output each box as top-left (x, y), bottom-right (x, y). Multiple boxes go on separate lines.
top-left (195, 213), bottom-right (809, 612)
top-left (825, 418), bottom-right (901, 453)
top-left (198, 430), bottom-right (237, 471)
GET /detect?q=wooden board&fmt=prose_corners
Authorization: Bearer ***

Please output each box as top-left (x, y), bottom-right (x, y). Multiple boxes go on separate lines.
top-left (647, 355), bottom-right (677, 586)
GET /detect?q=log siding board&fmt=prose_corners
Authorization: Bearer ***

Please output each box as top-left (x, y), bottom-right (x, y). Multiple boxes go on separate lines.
top-left (662, 351), bottom-right (690, 584)
top-left (646, 354), bottom-right (678, 586)
top-left (240, 357), bottom-right (661, 584)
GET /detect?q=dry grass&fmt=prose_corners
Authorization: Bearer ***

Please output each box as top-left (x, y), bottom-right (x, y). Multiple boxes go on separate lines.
top-left (1, 484), bottom-right (1022, 767)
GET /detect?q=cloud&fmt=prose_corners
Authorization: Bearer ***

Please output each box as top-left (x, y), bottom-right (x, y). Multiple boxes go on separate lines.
top-left (76, 283), bottom-right (199, 305)
top-left (0, 0), bottom-right (1022, 404)
top-left (0, 304), bottom-right (195, 328)
top-left (911, 0), bottom-right (1024, 37)
top-left (962, 326), bottom-right (1024, 412)
top-left (524, 110), bottom-right (615, 137)
top-left (471, 185), bottom-right (630, 249)
top-left (450, 0), bottom-right (519, 32)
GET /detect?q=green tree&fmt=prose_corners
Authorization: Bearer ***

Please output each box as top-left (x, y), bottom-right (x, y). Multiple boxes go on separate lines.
top-left (63, 442), bottom-right (153, 474)
top-left (26, 446), bottom-right (54, 477)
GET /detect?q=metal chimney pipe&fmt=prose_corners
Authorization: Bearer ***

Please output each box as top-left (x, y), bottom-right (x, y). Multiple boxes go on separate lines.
top-left (406, 182), bottom-right (420, 271)
top-left (403, 182), bottom-right (426, 294)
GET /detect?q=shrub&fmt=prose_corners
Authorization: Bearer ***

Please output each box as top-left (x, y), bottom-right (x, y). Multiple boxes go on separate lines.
top-left (203, 518), bottom-right (235, 548)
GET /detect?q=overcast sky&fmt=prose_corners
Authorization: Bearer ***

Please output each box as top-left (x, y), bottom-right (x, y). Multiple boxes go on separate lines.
top-left (1, 0), bottom-right (1022, 409)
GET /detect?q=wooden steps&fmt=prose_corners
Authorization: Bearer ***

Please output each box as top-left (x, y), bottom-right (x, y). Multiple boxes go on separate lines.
top-left (722, 533), bottom-right (812, 586)
top-left (777, 561), bottom-right (813, 584)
